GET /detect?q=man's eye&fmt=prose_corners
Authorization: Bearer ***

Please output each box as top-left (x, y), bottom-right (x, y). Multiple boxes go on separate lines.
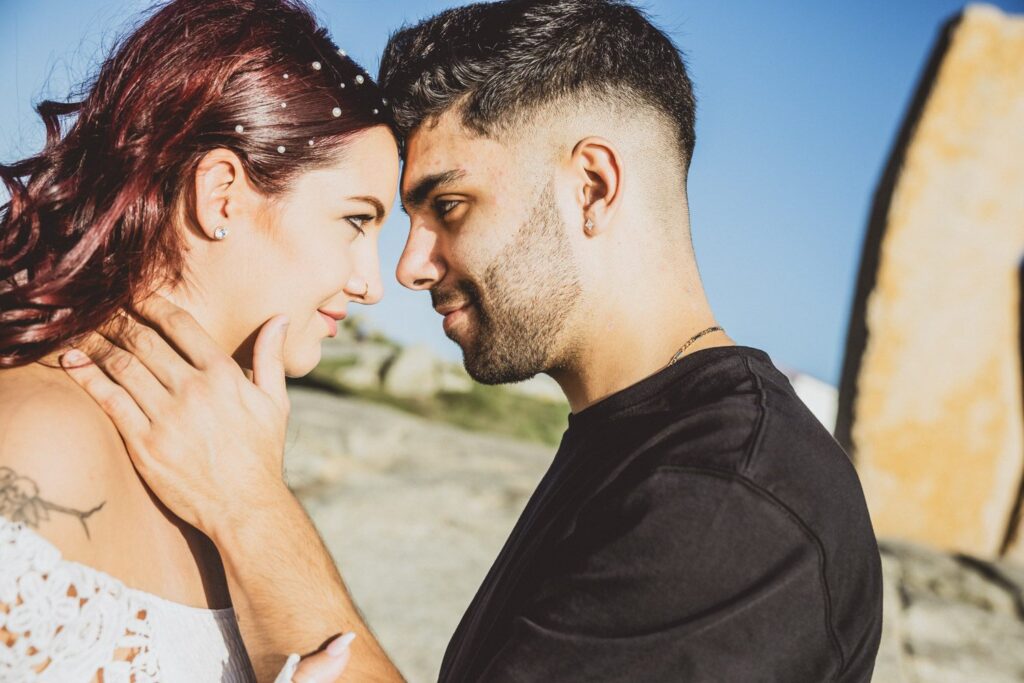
top-left (345, 215), bottom-right (372, 236)
top-left (435, 199), bottom-right (461, 217)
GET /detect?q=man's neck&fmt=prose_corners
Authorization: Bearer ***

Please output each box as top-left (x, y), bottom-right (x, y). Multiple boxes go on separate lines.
top-left (549, 298), bottom-right (734, 415)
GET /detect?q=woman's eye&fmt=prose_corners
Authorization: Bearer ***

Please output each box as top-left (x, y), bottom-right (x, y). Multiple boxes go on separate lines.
top-left (345, 215), bottom-right (372, 236)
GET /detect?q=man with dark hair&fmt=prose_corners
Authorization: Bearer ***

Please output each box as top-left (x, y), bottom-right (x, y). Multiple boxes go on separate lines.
top-left (65, 1), bottom-right (883, 681)
top-left (374, 3), bottom-right (881, 679)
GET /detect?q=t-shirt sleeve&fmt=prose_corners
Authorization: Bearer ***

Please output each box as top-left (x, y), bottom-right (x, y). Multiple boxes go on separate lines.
top-left (477, 467), bottom-right (847, 683)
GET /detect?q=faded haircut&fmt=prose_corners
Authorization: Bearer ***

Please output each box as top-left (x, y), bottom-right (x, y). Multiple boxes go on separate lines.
top-left (378, 0), bottom-right (697, 171)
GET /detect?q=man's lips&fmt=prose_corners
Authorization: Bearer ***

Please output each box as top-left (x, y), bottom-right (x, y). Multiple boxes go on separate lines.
top-left (437, 302), bottom-right (472, 333)
top-left (318, 309), bottom-right (347, 337)
top-left (434, 302), bottom-right (470, 316)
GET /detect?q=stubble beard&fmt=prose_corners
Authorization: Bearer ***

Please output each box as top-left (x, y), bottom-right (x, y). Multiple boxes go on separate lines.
top-left (443, 185), bottom-right (582, 385)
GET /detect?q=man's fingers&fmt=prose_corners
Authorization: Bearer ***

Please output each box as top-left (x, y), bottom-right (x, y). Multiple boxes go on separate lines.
top-left (82, 334), bottom-right (172, 420)
top-left (61, 349), bottom-right (151, 449)
top-left (133, 294), bottom-right (225, 371)
top-left (252, 315), bottom-right (290, 413)
top-left (100, 312), bottom-right (195, 390)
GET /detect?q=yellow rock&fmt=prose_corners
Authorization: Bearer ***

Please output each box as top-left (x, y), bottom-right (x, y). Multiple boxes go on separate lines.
top-left (841, 4), bottom-right (1024, 559)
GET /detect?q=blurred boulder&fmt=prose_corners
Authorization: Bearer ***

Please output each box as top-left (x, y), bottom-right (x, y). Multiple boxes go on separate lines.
top-left (836, 4), bottom-right (1024, 561)
top-left (382, 344), bottom-right (441, 399)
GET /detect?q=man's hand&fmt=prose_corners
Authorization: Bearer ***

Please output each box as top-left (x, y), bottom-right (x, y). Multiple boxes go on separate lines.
top-left (62, 295), bottom-right (404, 682)
top-left (61, 295), bottom-right (291, 537)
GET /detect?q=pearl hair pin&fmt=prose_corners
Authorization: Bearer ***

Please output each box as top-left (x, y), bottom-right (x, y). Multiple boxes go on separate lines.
top-left (232, 56), bottom-right (386, 154)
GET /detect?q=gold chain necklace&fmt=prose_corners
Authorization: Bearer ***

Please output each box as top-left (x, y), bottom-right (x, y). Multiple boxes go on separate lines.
top-left (665, 326), bottom-right (724, 368)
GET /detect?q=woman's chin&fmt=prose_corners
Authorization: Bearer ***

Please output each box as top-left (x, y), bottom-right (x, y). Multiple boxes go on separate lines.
top-left (283, 344), bottom-right (323, 379)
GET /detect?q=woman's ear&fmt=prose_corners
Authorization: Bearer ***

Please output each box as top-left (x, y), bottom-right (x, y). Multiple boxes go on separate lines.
top-left (570, 136), bottom-right (623, 237)
top-left (193, 148), bottom-right (250, 241)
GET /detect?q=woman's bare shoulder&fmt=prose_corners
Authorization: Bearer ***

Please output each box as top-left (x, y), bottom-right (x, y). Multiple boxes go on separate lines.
top-left (0, 364), bottom-right (134, 560)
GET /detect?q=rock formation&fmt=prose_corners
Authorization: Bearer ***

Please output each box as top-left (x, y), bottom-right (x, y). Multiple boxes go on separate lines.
top-left (837, 4), bottom-right (1024, 561)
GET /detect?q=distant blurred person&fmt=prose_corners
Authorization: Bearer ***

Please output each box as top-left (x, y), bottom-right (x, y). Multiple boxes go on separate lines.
top-left (62, 1), bottom-right (884, 682)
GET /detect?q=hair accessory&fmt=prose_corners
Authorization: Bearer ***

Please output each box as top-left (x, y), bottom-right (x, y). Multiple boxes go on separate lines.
top-left (312, 61), bottom-right (322, 71)
top-left (277, 145), bottom-right (286, 154)
top-left (340, 82), bottom-right (346, 89)
top-left (338, 48), bottom-right (347, 57)
top-left (283, 73), bottom-right (290, 80)
top-left (281, 102), bottom-right (287, 108)
top-left (213, 227), bottom-right (229, 240)
top-left (354, 74), bottom-right (365, 85)
top-left (234, 124), bottom-right (244, 133)
top-left (373, 108), bottom-right (379, 115)
top-left (382, 97), bottom-right (388, 106)
top-left (332, 107), bottom-right (342, 117)
top-left (308, 139), bottom-right (315, 146)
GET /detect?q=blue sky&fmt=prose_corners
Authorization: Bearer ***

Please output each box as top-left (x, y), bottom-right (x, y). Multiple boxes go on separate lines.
top-left (3, 0), bottom-right (1022, 384)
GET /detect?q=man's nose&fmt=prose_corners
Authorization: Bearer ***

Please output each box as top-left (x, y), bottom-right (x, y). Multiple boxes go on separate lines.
top-left (396, 224), bottom-right (445, 291)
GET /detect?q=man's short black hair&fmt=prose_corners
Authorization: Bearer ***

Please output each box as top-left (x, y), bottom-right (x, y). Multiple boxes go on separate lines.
top-left (379, 0), bottom-right (696, 170)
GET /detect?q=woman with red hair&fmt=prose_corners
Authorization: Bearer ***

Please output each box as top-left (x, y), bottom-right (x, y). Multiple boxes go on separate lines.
top-left (0, 0), bottom-right (397, 679)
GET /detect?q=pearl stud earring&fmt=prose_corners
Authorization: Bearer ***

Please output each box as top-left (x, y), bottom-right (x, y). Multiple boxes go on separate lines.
top-left (214, 227), bottom-right (229, 240)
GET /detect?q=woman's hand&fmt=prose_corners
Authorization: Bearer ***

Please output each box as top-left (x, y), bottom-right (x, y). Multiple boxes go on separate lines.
top-left (61, 295), bottom-right (293, 539)
top-left (275, 633), bottom-right (355, 683)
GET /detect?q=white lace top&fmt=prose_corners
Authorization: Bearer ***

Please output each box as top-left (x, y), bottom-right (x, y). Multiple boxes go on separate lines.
top-left (0, 515), bottom-right (258, 682)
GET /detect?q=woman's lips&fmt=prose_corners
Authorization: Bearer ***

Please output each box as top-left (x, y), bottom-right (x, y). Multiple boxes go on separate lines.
top-left (318, 310), bottom-right (346, 337)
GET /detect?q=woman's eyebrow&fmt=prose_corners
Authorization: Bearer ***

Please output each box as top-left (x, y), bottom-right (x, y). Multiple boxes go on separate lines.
top-left (348, 195), bottom-right (387, 221)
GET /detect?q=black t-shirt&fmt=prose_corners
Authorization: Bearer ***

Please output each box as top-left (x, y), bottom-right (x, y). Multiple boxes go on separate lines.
top-left (439, 346), bottom-right (882, 682)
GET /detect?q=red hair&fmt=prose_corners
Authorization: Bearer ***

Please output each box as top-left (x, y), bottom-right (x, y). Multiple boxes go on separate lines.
top-left (0, 0), bottom-right (393, 367)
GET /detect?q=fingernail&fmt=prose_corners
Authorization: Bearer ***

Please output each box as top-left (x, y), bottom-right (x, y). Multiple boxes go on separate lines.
top-left (62, 349), bottom-right (85, 365)
top-left (327, 632), bottom-right (357, 657)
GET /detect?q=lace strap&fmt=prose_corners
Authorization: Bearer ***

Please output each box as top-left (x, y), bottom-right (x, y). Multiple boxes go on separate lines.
top-left (0, 516), bottom-right (159, 681)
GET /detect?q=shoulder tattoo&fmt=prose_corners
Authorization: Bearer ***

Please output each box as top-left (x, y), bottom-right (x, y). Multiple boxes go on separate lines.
top-left (0, 466), bottom-right (105, 539)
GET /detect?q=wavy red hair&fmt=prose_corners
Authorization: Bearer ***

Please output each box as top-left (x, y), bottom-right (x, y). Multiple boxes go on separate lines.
top-left (0, 0), bottom-right (393, 367)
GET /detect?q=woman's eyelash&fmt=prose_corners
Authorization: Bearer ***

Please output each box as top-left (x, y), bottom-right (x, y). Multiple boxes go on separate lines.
top-left (345, 215), bottom-right (373, 235)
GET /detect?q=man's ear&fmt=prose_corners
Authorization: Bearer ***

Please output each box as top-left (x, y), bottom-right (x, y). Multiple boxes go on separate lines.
top-left (193, 148), bottom-right (251, 241)
top-left (569, 136), bottom-right (623, 237)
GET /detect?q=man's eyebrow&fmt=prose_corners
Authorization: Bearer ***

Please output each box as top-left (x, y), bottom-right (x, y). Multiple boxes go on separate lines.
top-left (401, 169), bottom-right (466, 213)
top-left (349, 195), bottom-right (387, 221)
